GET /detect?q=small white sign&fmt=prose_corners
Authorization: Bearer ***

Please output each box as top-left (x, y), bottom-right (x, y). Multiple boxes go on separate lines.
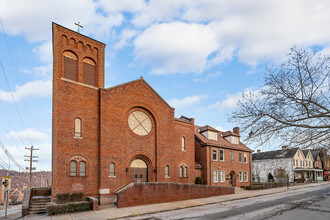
top-left (2, 176), bottom-right (12, 191)
top-left (99, 189), bottom-right (110, 194)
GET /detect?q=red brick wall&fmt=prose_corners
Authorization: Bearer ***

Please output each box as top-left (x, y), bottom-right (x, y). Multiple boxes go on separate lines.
top-left (52, 23), bottom-right (105, 199)
top-left (195, 139), bottom-right (252, 187)
top-left (99, 81), bottom-right (195, 199)
top-left (116, 182), bottom-right (234, 208)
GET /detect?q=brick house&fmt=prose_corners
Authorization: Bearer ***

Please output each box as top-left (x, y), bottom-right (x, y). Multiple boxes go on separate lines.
top-left (194, 126), bottom-right (253, 187)
top-left (52, 23), bottom-right (251, 205)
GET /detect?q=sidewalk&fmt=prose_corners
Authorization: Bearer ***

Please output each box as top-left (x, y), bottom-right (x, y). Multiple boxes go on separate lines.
top-left (19, 181), bottom-right (330, 220)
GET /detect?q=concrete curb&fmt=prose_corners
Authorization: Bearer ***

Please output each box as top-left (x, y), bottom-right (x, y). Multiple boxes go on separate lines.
top-left (107, 182), bottom-right (330, 220)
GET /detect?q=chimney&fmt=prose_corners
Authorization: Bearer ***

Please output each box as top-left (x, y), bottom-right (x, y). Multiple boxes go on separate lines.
top-left (257, 149), bottom-right (261, 153)
top-left (282, 146), bottom-right (288, 150)
top-left (233, 127), bottom-right (240, 136)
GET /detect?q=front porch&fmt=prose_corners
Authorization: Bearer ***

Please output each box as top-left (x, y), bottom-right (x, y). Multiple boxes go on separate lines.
top-left (294, 168), bottom-right (323, 183)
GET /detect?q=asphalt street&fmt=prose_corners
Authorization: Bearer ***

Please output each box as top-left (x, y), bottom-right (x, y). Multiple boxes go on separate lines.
top-left (124, 184), bottom-right (330, 220)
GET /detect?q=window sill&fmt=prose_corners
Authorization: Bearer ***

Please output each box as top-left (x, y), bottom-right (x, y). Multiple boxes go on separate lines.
top-left (165, 176), bottom-right (170, 178)
top-left (181, 150), bottom-right (186, 152)
top-left (109, 176), bottom-right (116, 178)
top-left (73, 136), bottom-right (83, 139)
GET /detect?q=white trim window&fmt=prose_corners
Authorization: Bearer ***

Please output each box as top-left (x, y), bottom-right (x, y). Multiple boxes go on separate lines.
top-left (70, 161), bottom-right (77, 176)
top-left (110, 163), bottom-right (115, 177)
top-left (184, 166), bottom-right (187, 177)
top-left (244, 171), bottom-right (248, 182)
top-left (179, 166), bottom-right (183, 177)
top-left (79, 161), bottom-right (86, 176)
top-left (213, 149), bottom-right (218, 161)
top-left (244, 153), bottom-right (248, 163)
top-left (182, 137), bottom-right (185, 151)
top-left (230, 151), bottom-right (233, 160)
top-left (239, 171), bottom-right (243, 182)
top-left (165, 165), bottom-right (169, 178)
top-left (74, 118), bottom-right (82, 138)
top-left (213, 170), bottom-right (219, 183)
top-left (220, 150), bottom-right (224, 161)
top-left (220, 170), bottom-right (225, 182)
top-left (239, 153), bottom-right (243, 163)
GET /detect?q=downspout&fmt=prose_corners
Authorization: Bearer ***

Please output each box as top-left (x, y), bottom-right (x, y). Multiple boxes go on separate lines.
top-left (209, 146), bottom-right (212, 185)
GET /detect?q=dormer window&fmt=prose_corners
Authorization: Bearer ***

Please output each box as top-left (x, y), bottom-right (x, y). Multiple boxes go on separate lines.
top-left (201, 130), bottom-right (218, 140)
top-left (224, 136), bottom-right (239, 145)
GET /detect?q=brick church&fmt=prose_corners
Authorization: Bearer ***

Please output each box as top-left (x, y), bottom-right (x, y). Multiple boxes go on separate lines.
top-left (52, 23), bottom-right (252, 204)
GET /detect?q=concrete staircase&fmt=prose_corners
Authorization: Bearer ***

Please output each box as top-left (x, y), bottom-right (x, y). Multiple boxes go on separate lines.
top-left (235, 187), bottom-right (246, 193)
top-left (28, 196), bottom-right (51, 214)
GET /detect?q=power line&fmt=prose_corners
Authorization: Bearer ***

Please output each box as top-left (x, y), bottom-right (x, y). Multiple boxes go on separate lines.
top-left (0, 17), bottom-right (33, 134)
top-left (0, 139), bottom-right (24, 171)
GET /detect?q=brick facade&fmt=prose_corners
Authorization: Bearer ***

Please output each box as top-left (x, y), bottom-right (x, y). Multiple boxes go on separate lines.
top-left (52, 23), bottom-right (195, 204)
top-left (116, 182), bottom-right (234, 208)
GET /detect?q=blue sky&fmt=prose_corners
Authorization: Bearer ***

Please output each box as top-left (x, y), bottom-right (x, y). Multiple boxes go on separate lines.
top-left (0, 0), bottom-right (329, 171)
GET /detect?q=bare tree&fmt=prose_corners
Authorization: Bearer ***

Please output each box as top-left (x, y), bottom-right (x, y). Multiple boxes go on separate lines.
top-left (230, 47), bottom-right (330, 149)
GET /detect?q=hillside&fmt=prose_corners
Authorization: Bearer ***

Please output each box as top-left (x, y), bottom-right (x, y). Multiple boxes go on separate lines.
top-left (0, 169), bottom-right (51, 191)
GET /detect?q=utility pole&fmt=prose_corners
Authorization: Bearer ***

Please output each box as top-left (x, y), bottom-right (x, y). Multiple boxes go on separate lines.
top-left (25, 146), bottom-right (38, 188)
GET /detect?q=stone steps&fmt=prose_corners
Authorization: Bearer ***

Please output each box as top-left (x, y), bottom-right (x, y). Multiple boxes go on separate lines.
top-left (28, 196), bottom-right (51, 214)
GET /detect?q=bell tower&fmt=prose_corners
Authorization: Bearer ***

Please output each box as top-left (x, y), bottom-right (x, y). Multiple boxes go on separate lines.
top-left (52, 22), bottom-right (105, 199)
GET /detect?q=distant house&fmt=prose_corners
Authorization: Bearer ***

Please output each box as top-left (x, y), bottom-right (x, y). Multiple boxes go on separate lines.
top-left (195, 126), bottom-right (253, 187)
top-left (311, 150), bottom-right (323, 181)
top-left (252, 146), bottom-right (299, 183)
top-left (302, 150), bottom-right (314, 182)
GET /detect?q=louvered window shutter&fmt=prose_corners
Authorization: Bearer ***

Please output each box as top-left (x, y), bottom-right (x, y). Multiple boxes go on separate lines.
top-left (83, 62), bottom-right (96, 86)
top-left (64, 56), bottom-right (78, 81)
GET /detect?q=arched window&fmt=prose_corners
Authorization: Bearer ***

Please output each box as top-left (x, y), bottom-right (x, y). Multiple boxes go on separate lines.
top-left (110, 163), bottom-right (115, 177)
top-left (179, 166), bottom-right (183, 177)
top-left (63, 51), bottom-right (78, 82)
top-left (165, 165), bottom-right (169, 178)
top-left (83, 58), bottom-right (97, 87)
top-left (79, 161), bottom-right (86, 176)
top-left (182, 137), bottom-right (185, 151)
top-left (74, 118), bottom-right (81, 138)
top-left (184, 166), bottom-right (187, 177)
top-left (70, 161), bottom-right (77, 176)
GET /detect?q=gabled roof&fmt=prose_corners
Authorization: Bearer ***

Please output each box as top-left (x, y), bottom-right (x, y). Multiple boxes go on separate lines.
top-left (199, 125), bottom-right (218, 133)
top-left (252, 148), bottom-right (299, 160)
top-left (103, 77), bottom-right (174, 110)
top-left (302, 149), bottom-right (310, 158)
top-left (194, 125), bottom-right (252, 152)
top-left (222, 131), bottom-right (239, 137)
top-left (311, 151), bottom-right (321, 161)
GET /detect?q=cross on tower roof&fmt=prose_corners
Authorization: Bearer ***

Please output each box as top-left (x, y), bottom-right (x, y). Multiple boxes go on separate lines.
top-left (74, 22), bottom-right (83, 33)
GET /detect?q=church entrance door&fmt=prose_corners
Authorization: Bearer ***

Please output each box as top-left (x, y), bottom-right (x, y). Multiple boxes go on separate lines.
top-left (130, 159), bottom-right (148, 183)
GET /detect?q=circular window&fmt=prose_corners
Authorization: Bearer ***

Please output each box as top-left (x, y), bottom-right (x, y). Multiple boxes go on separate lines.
top-left (128, 110), bottom-right (152, 136)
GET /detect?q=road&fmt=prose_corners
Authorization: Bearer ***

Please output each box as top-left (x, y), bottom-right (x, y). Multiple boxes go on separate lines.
top-left (124, 183), bottom-right (330, 220)
top-left (0, 204), bottom-right (22, 218)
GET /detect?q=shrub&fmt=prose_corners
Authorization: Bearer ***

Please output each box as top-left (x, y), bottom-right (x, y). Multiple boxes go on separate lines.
top-left (268, 173), bottom-right (274, 182)
top-left (71, 193), bottom-right (84, 202)
top-left (243, 185), bottom-right (263, 190)
top-left (46, 201), bottom-right (91, 215)
top-left (195, 177), bottom-right (204, 184)
top-left (56, 193), bottom-right (70, 204)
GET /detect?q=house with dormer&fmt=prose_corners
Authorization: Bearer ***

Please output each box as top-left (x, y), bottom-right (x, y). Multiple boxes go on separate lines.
top-left (195, 126), bottom-right (253, 187)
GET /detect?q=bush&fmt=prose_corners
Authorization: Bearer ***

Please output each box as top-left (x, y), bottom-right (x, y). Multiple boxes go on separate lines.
top-left (243, 185), bottom-right (263, 190)
top-left (195, 177), bottom-right (204, 184)
top-left (71, 193), bottom-right (84, 202)
top-left (46, 201), bottom-right (91, 215)
top-left (268, 173), bottom-right (274, 182)
top-left (56, 193), bottom-right (85, 203)
top-left (56, 193), bottom-right (70, 204)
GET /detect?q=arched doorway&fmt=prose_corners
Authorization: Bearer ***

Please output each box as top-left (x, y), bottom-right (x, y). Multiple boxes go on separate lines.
top-left (130, 159), bottom-right (148, 183)
top-left (229, 171), bottom-right (236, 186)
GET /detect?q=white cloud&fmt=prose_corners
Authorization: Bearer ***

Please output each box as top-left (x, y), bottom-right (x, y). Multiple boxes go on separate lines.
top-left (33, 41), bottom-right (52, 63)
top-left (0, 80), bottom-right (52, 102)
top-left (113, 29), bottom-right (138, 50)
top-left (209, 92), bottom-right (242, 111)
top-left (194, 71), bottom-right (221, 82)
top-left (134, 22), bottom-right (219, 74)
top-left (6, 128), bottom-right (49, 143)
top-left (0, 0), bottom-right (123, 42)
top-left (168, 95), bottom-right (208, 109)
top-left (21, 64), bottom-right (52, 79)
